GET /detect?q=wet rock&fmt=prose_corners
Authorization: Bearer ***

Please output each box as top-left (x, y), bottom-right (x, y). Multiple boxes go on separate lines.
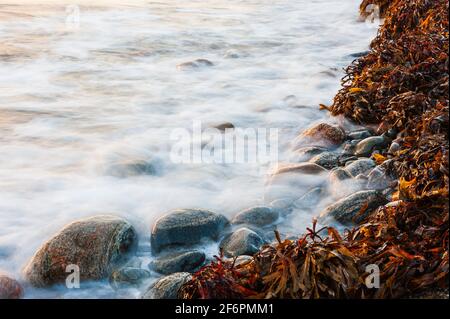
top-left (290, 146), bottom-right (328, 162)
top-left (354, 136), bottom-right (389, 156)
top-left (355, 174), bottom-right (369, 182)
top-left (345, 158), bottom-right (376, 177)
top-left (328, 168), bottom-right (354, 199)
top-left (219, 228), bottom-right (265, 257)
top-left (141, 272), bottom-right (191, 299)
top-left (213, 122), bottom-right (235, 132)
top-left (273, 163), bottom-right (328, 175)
top-left (109, 267), bottom-right (151, 289)
top-left (107, 159), bottom-right (157, 178)
top-left (0, 272), bottom-right (23, 299)
top-left (308, 152), bottom-right (340, 169)
top-left (347, 129), bottom-right (372, 140)
top-left (269, 198), bottom-right (294, 216)
top-left (319, 190), bottom-right (387, 225)
top-left (339, 155), bottom-right (359, 166)
top-left (342, 140), bottom-right (360, 155)
top-left (224, 50), bottom-right (240, 59)
top-left (151, 250), bottom-right (205, 275)
top-left (348, 51), bottom-right (370, 58)
top-left (293, 187), bottom-right (323, 210)
top-left (329, 167), bottom-right (352, 184)
top-left (385, 128), bottom-right (398, 139)
top-left (24, 215), bottom-right (137, 287)
top-left (232, 206), bottom-right (279, 227)
top-left (297, 123), bottom-right (346, 148)
top-left (177, 59), bottom-right (214, 70)
top-left (388, 141), bottom-right (400, 154)
top-left (367, 160), bottom-right (396, 189)
top-left (151, 209), bottom-right (229, 253)
top-left (232, 255), bottom-right (253, 266)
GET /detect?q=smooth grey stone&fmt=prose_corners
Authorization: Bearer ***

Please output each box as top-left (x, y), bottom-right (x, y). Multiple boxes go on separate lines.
top-left (109, 267), bottom-right (151, 289)
top-left (272, 163), bottom-right (328, 176)
top-left (290, 146), bottom-right (328, 162)
top-left (339, 155), bottom-right (359, 166)
top-left (177, 59), bottom-right (213, 70)
top-left (212, 122), bottom-right (234, 132)
top-left (151, 250), bottom-right (205, 275)
top-left (308, 152), bottom-right (340, 169)
top-left (219, 228), bottom-right (265, 257)
top-left (141, 272), bottom-right (191, 299)
top-left (347, 130), bottom-right (372, 140)
top-left (329, 167), bottom-right (352, 183)
top-left (388, 142), bottom-right (400, 154)
top-left (354, 136), bottom-right (389, 156)
top-left (328, 168), bottom-right (354, 199)
top-left (366, 159), bottom-right (397, 190)
top-left (293, 187), bottom-right (323, 210)
top-left (232, 206), bottom-right (279, 227)
top-left (151, 209), bottom-right (229, 254)
top-left (319, 190), bottom-right (386, 225)
top-left (345, 158), bottom-right (376, 177)
top-left (107, 159), bottom-right (157, 178)
top-left (269, 198), bottom-right (294, 216)
top-left (342, 139), bottom-right (361, 155)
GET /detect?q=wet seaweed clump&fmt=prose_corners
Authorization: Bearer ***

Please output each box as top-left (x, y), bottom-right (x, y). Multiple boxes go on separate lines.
top-left (179, 0), bottom-right (448, 299)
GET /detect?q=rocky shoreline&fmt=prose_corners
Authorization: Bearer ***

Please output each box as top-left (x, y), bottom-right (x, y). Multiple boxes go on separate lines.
top-left (1, 0), bottom-right (448, 299)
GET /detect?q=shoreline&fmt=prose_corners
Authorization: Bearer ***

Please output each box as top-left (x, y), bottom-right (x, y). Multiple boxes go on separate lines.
top-left (179, 0), bottom-right (449, 299)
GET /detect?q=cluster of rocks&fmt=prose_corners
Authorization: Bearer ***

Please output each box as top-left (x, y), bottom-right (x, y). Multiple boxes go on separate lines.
top-left (7, 203), bottom-right (280, 299)
top-left (1, 121), bottom-right (400, 300)
top-left (144, 206), bottom-right (279, 298)
top-left (282, 122), bottom-right (398, 224)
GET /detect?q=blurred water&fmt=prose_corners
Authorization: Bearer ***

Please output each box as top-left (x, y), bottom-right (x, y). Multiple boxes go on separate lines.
top-left (0, 0), bottom-right (376, 298)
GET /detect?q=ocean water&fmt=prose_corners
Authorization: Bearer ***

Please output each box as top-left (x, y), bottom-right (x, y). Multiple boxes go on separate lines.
top-left (0, 0), bottom-right (377, 298)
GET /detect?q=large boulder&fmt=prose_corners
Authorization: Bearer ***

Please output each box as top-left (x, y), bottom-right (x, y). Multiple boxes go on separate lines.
top-left (151, 250), bottom-right (205, 275)
top-left (232, 206), bottom-right (279, 227)
top-left (296, 123), bottom-right (346, 148)
top-left (319, 190), bottom-right (387, 225)
top-left (141, 272), bottom-right (191, 299)
top-left (219, 228), bottom-right (265, 257)
top-left (0, 272), bottom-right (23, 299)
top-left (24, 215), bottom-right (137, 287)
top-left (151, 209), bottom-right (229, 253)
